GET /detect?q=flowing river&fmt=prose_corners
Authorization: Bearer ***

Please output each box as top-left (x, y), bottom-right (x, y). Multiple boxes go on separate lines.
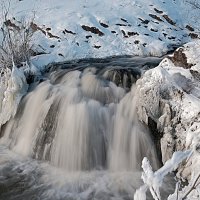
top-left (0, 56), bottom-right (174, 200)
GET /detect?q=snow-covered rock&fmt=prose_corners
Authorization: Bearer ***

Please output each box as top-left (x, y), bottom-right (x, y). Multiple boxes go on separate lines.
top-left (137, 39), bottom-right (200, 160)
top-left (134, 150), bottom-right (191, 200)
top-left (0, 63), bottom-right (28, 128)
top-left (135, 40), bottom-right (200, 199)
top-left (136, 40), bottom-right (200, 181)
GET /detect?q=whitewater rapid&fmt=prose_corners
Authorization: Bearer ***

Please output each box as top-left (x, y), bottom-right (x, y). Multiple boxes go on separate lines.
top-left (0, 57), bottom-right (174, 200)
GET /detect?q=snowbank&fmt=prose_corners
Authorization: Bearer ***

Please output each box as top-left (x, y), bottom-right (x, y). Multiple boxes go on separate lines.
top-left (0, 0), bottom-right (199, 68)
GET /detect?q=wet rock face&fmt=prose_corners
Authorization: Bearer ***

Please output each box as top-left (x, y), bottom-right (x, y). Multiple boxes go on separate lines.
top-left (168, 48), bottom-right (193, 69)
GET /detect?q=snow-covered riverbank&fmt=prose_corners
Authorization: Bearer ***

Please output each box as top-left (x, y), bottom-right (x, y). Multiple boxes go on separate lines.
top-left (1, 0), bottom-right (199, 68)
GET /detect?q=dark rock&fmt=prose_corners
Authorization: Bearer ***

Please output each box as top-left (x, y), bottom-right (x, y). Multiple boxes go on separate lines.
top-left (58, 53), bottom-right (64, 57)
top-left (143, 43), bottom-right (147, 47)
top-left (154, 8), bottom-right (163, 14)
top-left (138, 18), bottom-right (150, 24)
top-left (121, 30), bottom-right (126, 37)
top-left (163, 14), bottom-right (176, 26)
top-left (169, 48), bottom-right (193, 69)
top-left (102, 68), bottom-right (139, 89)
top-left (115, 23), bottom-right (127, 26)
top-left (47, 32), bottom-right (60, 39)
top-left (134, 40), bottom-right (140, 44)
top-left (186, 25), bottom-right (194, 32)
top-left (99, 22), bottom-right (109, 28)
top-left (81, 25), bottom-right (104, 36)
top-left (148, 117), bottom-right (163, 164)
top-left (149, 14), bottom-right (163, 22)
top-left (120, 18), bottom-right (128, 23)
top-left (50, 45), bottom-right (55, 48)
top-left (30, 22), bottom-right (46, 35)
top-left (111, 31), bottom-right (116, 33)
top-left (64, 29), bottom-right (76, 35)
top-left (168, 36), bottom-right (176, 40)
top-left (143, 20), bottom-right (150, 24)
top-left (163, 33), bottom-right (167, 37)
top-left (26, 74), bottom-right (35, 84)
top-left (93, 45), bottom-right (101, 49)
top-left (33, 101), bottom-right (60, 160)
top-left (127, 31), bottom-right (139, 36)
top-left (46, 27), bottom-right (51, 31)
top-left (86, 35), bottom-right (92, 39)
top-left (150, 28), bottom-right (158, 32)
top-left (189, 33), bottom-right (199, 39)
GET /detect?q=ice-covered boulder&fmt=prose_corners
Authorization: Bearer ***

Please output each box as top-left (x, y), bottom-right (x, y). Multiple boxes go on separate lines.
top-left (136, 40), bottom-right (200, 175)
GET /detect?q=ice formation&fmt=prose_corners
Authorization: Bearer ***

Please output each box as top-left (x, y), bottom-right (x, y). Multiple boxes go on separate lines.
top-left (0, 63), bottom-right (28, 128)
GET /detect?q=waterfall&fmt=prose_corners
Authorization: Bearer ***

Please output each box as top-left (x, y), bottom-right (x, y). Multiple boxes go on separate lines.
top-left (0, 57), bottom-right (170, 200)
top-left (0, 66), bottom-right (158, 172)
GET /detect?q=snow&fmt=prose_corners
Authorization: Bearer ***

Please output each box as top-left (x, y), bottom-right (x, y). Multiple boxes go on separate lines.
top-left (0, 63), bottom-right (28, 128)
top-left (183, 40), bottom-right (200, 72)
top-left (134, 150), bottom-right (191, 200)
top-left (0, 0), bottom-right (199, 68)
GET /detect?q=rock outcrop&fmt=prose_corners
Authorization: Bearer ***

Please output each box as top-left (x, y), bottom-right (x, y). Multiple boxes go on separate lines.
top-left (136, 41), bottom-right (200, 182)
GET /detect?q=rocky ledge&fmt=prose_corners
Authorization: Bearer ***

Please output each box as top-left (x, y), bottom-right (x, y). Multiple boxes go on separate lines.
top-left (136, 40), bottom-right (200, 185)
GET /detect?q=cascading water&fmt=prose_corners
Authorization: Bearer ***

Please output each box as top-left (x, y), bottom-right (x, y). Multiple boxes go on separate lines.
top-left (0, 57), bottom-right (173, 200)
